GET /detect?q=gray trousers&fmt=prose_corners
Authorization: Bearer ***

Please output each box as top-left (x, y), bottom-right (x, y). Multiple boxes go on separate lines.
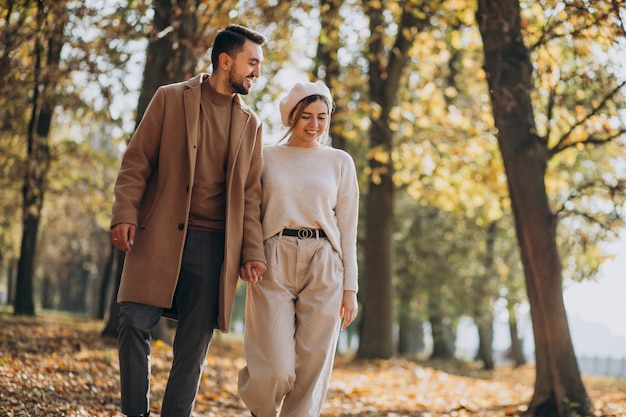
top-left (118, 229), bottom-right (224, 417)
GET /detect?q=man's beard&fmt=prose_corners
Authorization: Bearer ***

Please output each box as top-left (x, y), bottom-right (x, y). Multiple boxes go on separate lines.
top-left (229, 71), bottom-right (250, 95)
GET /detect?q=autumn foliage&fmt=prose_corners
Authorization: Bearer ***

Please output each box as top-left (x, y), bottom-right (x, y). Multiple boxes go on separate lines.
top-left (1, 313), bottom-right (625, 417)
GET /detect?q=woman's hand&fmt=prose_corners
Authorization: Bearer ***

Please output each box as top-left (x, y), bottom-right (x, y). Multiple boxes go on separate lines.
top-left (340, 290), bottom-right (358, 330)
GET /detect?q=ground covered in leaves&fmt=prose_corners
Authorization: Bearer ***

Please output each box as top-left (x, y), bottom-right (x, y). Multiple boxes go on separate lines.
top-left (1, 313), bottom-right (625, 417)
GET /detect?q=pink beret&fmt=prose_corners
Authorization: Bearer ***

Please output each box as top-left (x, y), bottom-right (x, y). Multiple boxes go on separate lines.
top-left (279, 81), bottom-right (333, 127)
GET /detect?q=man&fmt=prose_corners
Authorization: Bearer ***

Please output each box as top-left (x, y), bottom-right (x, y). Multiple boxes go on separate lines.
top-left (110, 24), bottom-right (267, 417)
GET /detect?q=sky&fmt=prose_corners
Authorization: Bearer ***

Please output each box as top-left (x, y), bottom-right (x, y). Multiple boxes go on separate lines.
top-left (562, 230), bottom-right (626, 357)
top-left (452, 231), bottom-right (626, 361)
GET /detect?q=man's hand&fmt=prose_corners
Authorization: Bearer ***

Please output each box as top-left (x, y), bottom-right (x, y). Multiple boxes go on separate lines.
top-left (240, 261), bottom-right (267, 283)
top-left (111, 223), bottom-right (135, 252)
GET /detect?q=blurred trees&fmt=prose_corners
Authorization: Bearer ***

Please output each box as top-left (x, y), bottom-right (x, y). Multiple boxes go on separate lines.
top-left (356, 0), bottom-right (436, 359)
top-left (1, 0), bottom-right (153, 315)
top-left (0, 3), bottom-right (625, 415)
top-left (307, 1), bottom-right (625, 413)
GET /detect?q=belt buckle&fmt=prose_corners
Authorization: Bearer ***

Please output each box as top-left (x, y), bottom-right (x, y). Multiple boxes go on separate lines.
top-left (297, 229), bottom-right (315, 239)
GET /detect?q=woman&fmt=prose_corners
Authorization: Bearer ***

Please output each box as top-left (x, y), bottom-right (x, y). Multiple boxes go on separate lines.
top-left (238, 81), bottom-right (359, 417)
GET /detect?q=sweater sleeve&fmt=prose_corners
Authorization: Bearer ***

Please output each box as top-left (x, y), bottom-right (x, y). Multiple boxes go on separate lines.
top-left (335, 151), bottom-right (360, 292)
top-left (241, 123), bottom-right (266, 265)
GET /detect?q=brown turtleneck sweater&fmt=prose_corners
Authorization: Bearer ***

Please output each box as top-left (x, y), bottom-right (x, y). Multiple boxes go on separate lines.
top-left (188, 79), bottom-right (233, 231)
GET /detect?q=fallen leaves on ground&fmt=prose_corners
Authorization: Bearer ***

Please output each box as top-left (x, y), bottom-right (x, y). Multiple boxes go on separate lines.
top-left (1, 313), bottom-right (624, 417)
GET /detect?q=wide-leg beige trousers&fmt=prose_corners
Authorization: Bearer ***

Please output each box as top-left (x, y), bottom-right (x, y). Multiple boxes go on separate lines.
top-left (238, 234), bottom-right (344, 417)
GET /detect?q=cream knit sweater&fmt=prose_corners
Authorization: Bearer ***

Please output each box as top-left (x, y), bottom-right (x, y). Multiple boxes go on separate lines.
top-left (261, 144), bottom-right (359, 292)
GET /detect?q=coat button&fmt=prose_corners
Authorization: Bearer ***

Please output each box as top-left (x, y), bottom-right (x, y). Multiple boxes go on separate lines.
top-left (178, 223), bottom-right (184, 230)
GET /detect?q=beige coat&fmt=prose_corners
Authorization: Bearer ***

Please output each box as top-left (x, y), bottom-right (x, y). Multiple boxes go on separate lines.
top-left (111, 73), bottom-right (265, 332)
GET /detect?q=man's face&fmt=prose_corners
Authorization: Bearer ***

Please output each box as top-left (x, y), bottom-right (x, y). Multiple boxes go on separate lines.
top-left (228, 39), bottom-right (264, 95)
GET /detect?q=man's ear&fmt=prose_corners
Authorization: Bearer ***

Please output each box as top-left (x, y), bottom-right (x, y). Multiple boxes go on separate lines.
top-left (218, 52), bottom-right (232, 71)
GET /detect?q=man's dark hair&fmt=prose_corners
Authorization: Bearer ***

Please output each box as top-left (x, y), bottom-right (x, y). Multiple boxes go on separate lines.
top-left (211, 24), bottom-right (266, 72)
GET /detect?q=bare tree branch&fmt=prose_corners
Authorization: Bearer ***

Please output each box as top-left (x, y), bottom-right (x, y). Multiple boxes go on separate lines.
top-left (550, 80), bottom-right (626, 155)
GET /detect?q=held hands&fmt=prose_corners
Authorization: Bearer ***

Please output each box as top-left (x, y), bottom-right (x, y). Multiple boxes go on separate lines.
top-left (240, 261), bottom-right (267, 283)
top-left (340, 290), bottom-right (358, 330)
top-left (111, 223), bottom-right (135, 252)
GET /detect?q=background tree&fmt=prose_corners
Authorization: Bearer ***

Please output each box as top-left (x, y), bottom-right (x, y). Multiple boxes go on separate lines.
top-left (499, 239), bottom-right (528, 368)
top-left (386, 0), bottom-right (510, 363)
top-left (14, 0), bottom-right (66, 315)
top-left (313, 0), bottom-right (350, 152)
top-left (357, 0), bottom-right (435, 360)
top-left (476, 0), bottom-right (626, 415)
top-left (2, 0), bottom-right (154, 315)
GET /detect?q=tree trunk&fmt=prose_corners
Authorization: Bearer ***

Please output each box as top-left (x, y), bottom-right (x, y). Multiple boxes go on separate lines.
top-left (357, 0), bottom-right (428, 360)
top-left (398, 306), bottom-right (425, 355)
top-left (508, 307), bottom-right (527, 367)
top-left (41, 276), bottom-right (53, 310)
top-left (428, 284), bottom-right (455, 359)
top-left (315, 0), bottom-right (347, 151)
top-left (72, 267), bottom-right (89, 313)
top-left (474, 222), bottom-right (497, 370)
top-left (476, 322), bottom-right (494, 370)
top-left (14, 0), bottom-right (64, 316)
top-left (6, 258), bottom-right (16, 305)
top-left (356, 1), bottom-right (395, 360)
top-left (476, 1), bottom-right (591, 415)
top-left (102, 251), bottom-right (123, 338)
top-left (358, 137), bottom-right (395, 358)
top-left (97, 244), bottom-right (116, 319)
top-left (429, 314), bottom-right (455, 359)
top-left (135, 0), bottom-right (197, 127)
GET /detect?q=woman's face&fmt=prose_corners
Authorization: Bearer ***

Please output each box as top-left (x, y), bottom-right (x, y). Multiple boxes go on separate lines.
top-left (289, 99), bottom-right (329, 148)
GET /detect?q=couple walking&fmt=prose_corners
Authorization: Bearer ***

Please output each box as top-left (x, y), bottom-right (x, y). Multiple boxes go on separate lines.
top-left (110, 24), bottom-right (359, 417)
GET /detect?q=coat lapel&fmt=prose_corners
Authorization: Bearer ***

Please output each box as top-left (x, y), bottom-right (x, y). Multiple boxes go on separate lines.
top-left (183, 74), bottom-right (204, 182)
top-left (227, 95), bottom-right (252, 174)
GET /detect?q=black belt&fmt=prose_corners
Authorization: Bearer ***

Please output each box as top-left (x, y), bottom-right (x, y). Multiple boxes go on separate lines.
top-left (282, 228), bottom-right (327, 239)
